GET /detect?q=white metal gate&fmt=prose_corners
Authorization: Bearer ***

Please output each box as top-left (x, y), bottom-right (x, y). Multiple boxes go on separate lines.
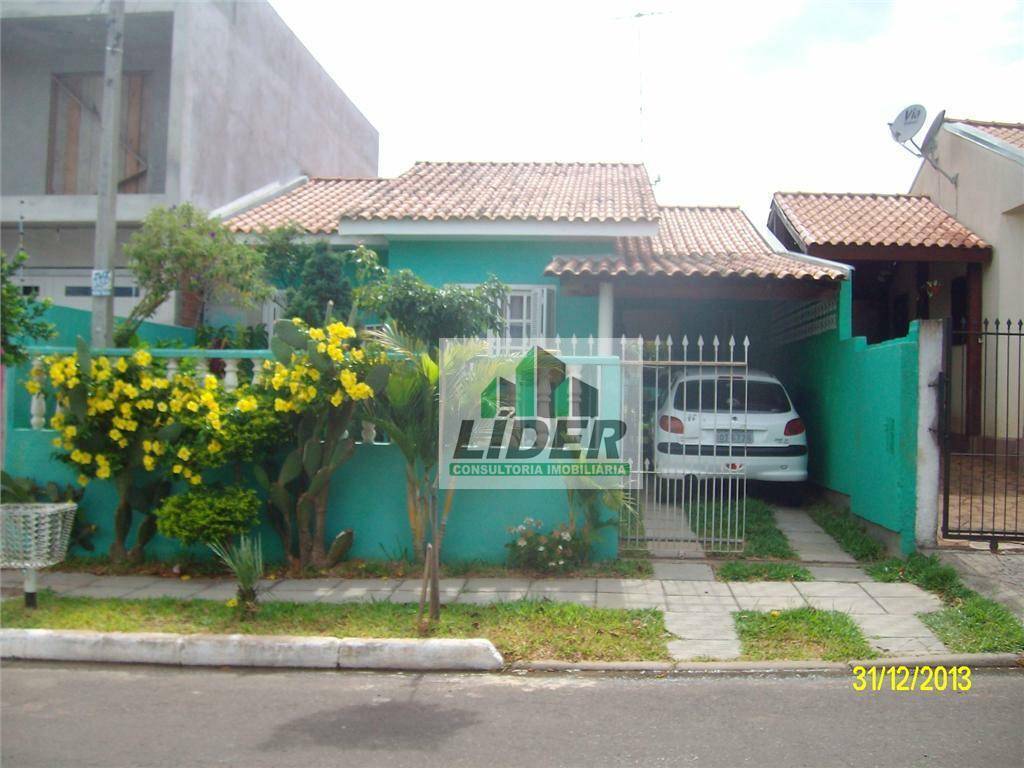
top-left (620, 334), bottom-right (750, 556)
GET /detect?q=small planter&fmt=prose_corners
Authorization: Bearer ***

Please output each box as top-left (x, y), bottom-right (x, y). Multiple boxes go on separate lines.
top-left (0, 502), bottom-right (77, 608)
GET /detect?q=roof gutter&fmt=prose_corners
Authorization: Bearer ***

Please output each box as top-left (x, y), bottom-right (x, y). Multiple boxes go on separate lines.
top-left (777, 248), bottom-right (853, 280)
top-left (945, 123), bottom-right (1024, 167)
top-left (210, 175), bottom-right (310, 220)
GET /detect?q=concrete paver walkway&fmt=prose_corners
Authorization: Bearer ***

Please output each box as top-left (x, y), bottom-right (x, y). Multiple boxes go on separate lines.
top-left (938, 549), bottom-right (1024, 619)
top-left (3, 569), bottom-right (949, 661)
top-left (773, 507), bottom-right (856, 563)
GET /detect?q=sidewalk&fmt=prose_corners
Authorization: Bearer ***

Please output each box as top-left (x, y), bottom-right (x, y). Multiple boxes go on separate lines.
top-left (937, 549), bottom-right (1024, 619)
top-left (2, 568), bottom-right (949, 661)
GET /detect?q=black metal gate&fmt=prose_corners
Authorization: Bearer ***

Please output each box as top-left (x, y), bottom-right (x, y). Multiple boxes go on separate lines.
top-left (941, 318), bottom-right (1023, 544)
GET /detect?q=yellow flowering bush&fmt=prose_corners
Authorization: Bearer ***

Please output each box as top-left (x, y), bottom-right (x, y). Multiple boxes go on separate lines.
top-left (31, 344), bottom-right (178, 561)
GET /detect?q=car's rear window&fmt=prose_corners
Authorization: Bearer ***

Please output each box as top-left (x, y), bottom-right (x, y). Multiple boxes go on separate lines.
top-left (673, 379), bottom-right (791, 413)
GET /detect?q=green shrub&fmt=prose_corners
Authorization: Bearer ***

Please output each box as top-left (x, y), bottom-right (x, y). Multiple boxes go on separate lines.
top-left (507, 518), bottom-right (587, 574)
top-left (155, 486), bottom-right (259, 546)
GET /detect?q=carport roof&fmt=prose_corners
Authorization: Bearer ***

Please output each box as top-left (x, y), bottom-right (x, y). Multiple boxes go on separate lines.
top-left (545, 207), bottom-right (847, 282)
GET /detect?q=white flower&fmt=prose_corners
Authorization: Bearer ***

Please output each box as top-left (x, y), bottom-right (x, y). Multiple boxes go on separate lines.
top-left (561, 531), bottom-right (571, 541)
top-left (538, 546), bottom-right (545, 551)
top-left (558, 560), bottom-right (565, 565)
top-left (548, 562), bottom-right (557, 567)
top-left (517, 538), bottom-right (527, 547)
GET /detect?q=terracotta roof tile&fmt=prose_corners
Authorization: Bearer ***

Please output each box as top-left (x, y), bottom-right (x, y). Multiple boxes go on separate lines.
top-left (344, 161), bottom-right (659, 223)
top-left (950, 119), bottom-right (1024, 150)
top-left (545, 207), bottom-right (845, 281)
top-left (226, 178), bottom-right (386, 234)
top-left (771, 192), bottom-right (989, 250)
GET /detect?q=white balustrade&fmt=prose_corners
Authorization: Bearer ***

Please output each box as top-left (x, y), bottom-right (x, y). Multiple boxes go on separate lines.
top-left (250, 358), bottom-right (264, 385)
top-left (223, 359), bottom-right (239, 391)
top-left (360, 420), bottom-right (377, 444)
top-left (29, 357), bottom-right (46, 430)
top-left (165, 357), bottom-right (180, 380)
top-left (194, 357), bottom-right (209, 384)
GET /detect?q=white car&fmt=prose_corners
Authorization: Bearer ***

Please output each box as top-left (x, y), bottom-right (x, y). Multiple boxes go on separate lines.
top-left (653, 370), bottom-right (808, 483)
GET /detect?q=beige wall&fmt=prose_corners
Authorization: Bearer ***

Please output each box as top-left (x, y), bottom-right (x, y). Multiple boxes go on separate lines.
top-left (911, 127), bottom-right (1024, 440)
top-left (910, 128), bottom-right (1024, 323)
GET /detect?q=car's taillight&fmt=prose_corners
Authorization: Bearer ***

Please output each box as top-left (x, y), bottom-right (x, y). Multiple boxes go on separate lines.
top-left (659, 415), bottom-right (685, 434)
top-left (784, 418), bottom-right (805, 436)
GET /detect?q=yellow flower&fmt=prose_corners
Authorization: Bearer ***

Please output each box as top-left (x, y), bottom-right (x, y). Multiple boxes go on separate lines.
top-left (274, 398), bottom-right (293, 412)
top-left (189, 474), bottom-right (202, 485)
top-left (177, 446), bottom-right (191, 461)
top-left (204, 374), bottom-right (218, 391)
top-left (208, 440), bottom-right (222, 453)
top-left (172, 464), bottom-right (183, 474)
top-left (115, 357), bottom-right (128, 373)
top-left (117, 439), bottom-right (128, 448)
top-left (308, 327), bottom-right (326, 341)
top-left (226, 597), bottom-right (238, 608)
top-left (237, 395), bottom-right (258, 412)
top-left (187, 400), bottom-right (200, 412)
top-left (152, 442), bottom-right (166, 456)
top-left (330, 389), bottom-right (343, 407)
top-left (63, 425), bottom-right (77, 439)
top-left (109, 428), bottom-right (123, 441)
top-left (24, 380), bottom-right (40, 394)
top-left (132, 349), bottom-right (153, 367)
top-left (52, 437), bottom-right (63, 447)
top-left (96, 465), bottom-right (111, 479)
top-left (50, 413), bottom-right (65, 430)
top-left (157, 402), bottom-right (168, 412)
top-left (77, 474), bottom-right (90, 487)
top-left (142, 455), bottom-right (156, 471)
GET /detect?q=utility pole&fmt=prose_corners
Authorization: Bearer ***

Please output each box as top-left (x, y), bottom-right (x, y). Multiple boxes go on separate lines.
top-left (91, 0), bottom-right (125, 347)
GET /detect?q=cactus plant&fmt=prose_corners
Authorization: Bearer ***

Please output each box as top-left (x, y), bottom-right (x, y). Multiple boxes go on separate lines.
top-left (253, 316), bottom-right (387, 571)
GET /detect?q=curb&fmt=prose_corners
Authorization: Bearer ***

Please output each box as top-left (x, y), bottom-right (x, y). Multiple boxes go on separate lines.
top-left (0, 629), bottom-right (503, 671)
top-left (511, 654), bottom-right (1022, 674)
top-left (1, 629), bottom-right (1019, 673)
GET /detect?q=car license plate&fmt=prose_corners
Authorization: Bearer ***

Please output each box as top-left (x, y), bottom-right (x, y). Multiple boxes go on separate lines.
top-left (716, 429), bottom-right (753, 444)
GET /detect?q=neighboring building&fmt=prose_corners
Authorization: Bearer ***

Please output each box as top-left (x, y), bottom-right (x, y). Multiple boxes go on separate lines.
top-left (0, 0), bottom-right (378, 323)
top-left (909, 118), bottom-right (1024, 330)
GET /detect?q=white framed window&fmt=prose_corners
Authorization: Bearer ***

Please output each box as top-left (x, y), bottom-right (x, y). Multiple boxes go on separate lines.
top-left (495, 285), bottom-right (556, 347)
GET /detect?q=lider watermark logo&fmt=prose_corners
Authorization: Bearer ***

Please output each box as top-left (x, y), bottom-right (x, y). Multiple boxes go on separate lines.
top-left (439, 339), bottom-right (641, 489)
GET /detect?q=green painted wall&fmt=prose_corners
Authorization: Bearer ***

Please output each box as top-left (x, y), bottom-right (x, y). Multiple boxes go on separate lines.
top-left (3, 273), bottom-right (617, 564)
top-left (387, 240), bottom-right (601, 338)
top-left (772, 282), bottom-right (920, 553)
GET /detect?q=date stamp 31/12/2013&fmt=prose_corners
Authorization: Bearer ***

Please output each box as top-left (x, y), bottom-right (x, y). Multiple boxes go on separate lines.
top-left (852, 665), bottom-right (972, 693)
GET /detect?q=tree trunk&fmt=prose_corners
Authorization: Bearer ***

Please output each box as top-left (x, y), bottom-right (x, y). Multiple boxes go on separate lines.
top-left (109, 478), bottom-right (132, 562)
top-left (404, 466), bottom-right (422, 559)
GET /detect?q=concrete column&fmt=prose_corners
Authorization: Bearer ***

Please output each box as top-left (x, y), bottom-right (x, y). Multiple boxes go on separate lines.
top-left (598, 282), bottom-right (614, 354)
top-left (915, 320), bottom-right (943, 547)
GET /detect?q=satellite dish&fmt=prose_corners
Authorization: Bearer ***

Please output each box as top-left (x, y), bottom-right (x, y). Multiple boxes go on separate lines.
top-left (889, 104), bottom-right (927, 143)
top-left (920, 109), bottom-right (946, 158)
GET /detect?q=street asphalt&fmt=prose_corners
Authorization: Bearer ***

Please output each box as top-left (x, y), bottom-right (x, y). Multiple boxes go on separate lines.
top-left (2, 662), bottom-right (1022, 768)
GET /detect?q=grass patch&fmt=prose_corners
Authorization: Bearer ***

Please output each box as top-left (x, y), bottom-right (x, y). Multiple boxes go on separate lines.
top-left (867, 553), bottom-right (971, 601)
top-left (0, 592), bottom-right (670, 663)
top-left (806, 503), bottom-right (885, 562)
top-left (920, 596), bottom-right (1024, 654)
top-left (735, 607), bottom-right (875, 661)
top-left (716, 561), bottom-right (813, 582)
top-left (692, 498), bottom-right (796, 559)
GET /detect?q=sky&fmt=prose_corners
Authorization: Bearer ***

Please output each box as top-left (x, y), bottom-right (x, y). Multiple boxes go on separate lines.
top-left (269, 0), bottom-right (1023, 234)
